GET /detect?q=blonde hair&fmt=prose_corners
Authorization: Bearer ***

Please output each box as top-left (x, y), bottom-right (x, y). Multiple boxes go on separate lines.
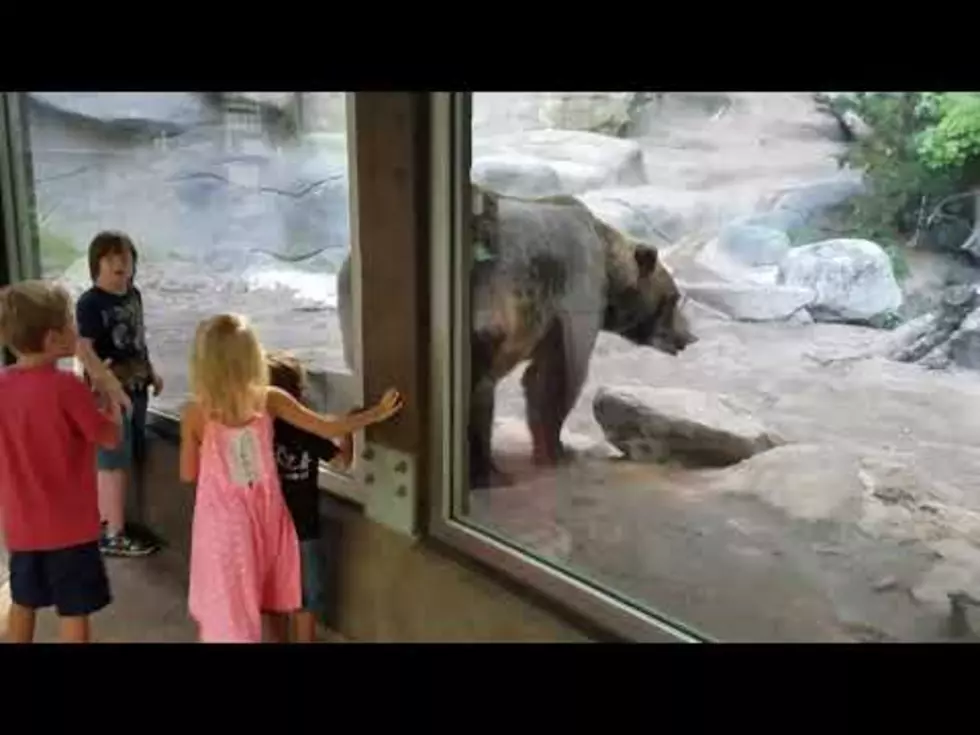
top-left (190, 313), bottom-right (268, 424)
top-left (0, 280), bottom-right (72, 355)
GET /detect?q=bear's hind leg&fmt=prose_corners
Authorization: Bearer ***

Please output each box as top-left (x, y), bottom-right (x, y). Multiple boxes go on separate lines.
top-left (469, 332), bottom-right (511, 489)
top-left (522, 319), bottom-right (572, 466)
top-left (469, 378), bottom-right (512, 488)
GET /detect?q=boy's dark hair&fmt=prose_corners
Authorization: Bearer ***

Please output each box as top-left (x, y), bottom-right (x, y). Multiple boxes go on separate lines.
top-left (88, 230), bottom-right (139, 281)
top-left (266, 350), bottom-right (307, 400)
top-left (0, 280), bottom-right (72, 355)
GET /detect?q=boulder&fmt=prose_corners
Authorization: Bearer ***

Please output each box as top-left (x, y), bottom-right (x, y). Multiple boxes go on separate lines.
top-left (578, 186), bottom-right (723, 246)
top-left (715, 221), bottom-right (791, 267)
top-left (945, 306), bottom-right (980, 370)
top-left (537, 92), bottom-right (650, 136)
top-left (777, 238), bottom-right (902, 324)
top-left (592, 386), bottom-right (781, 467)
top-left (471, 155), bottom-right (562, 199)
top-left (768, 172), bottom-right (866, 227)
top-left (709, 444), bottom-right (865, 523)
top-left (694, 221), bottom-right (793, 286)
top-left (471, 130), bottom-right (646, 198)
top-left (885, 286), bottom-right (980, 370)
top-left (737, 209), bottom-right (811, 236)
top-left (683, 281), bottom-right (814, 322)
top-left (29, 92), bottom-right (217, 135)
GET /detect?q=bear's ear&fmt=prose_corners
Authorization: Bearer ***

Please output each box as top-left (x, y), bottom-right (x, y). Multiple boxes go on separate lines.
top-left (634, 245), bottom-right (659, 276)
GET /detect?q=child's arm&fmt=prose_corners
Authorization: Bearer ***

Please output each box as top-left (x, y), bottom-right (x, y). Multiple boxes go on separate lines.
top-left (266, 387), bottom-right (403, 441)
top-left (74, 291), bottom-right (132, 410)
top-left (179, 401), bottom-right (204, 483)
top-left (76, 339), bottom-right (131, 411)
top-left (328, 406), bottom-right (365, 470)
top-left (330, 432), bottom-right (354, 471)
top-left (60, 373), bottom-right (122, 449)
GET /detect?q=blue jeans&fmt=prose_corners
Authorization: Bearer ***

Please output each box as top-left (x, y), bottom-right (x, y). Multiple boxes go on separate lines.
top-left (96, 389), bottom-right (148, 471)
top-left (299, 538), bottom-right (329, 616)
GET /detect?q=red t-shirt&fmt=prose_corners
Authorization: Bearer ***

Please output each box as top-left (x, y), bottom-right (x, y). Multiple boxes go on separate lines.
top-left (0, 363), bottom-right (114, 551)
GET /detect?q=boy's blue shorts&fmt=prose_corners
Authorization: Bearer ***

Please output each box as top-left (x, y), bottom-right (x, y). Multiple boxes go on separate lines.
top-left (96, 389), bottom-right (148, 472)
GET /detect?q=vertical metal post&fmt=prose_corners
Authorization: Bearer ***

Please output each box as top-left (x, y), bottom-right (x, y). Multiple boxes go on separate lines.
top-left (0, 93), bottom-right (40, 283)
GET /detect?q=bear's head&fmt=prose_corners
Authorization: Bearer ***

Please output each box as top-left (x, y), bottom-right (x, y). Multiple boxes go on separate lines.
top-left (601, 227), bottom-right (696, 356)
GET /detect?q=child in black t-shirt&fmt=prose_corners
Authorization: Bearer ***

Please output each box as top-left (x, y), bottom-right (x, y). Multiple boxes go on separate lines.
top-left (265, 350), bottom-right (353, 643)
top-left (76, 231), bottom-right (161, 558)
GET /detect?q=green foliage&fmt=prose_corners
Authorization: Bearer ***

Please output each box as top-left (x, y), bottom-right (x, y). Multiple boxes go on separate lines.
top-left (917, 93), bottom-right (980, 171)
top-left (826, 92), bottom-right (980, 254)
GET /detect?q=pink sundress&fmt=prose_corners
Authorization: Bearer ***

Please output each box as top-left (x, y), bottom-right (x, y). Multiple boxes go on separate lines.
top-left (188, 411), bottom-right (301, 642)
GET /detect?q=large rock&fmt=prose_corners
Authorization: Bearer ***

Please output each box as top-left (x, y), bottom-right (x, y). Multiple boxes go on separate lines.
top-left (945, 305), bottom-right (980, 370)
top-left (471, 155), bottom-right (562, 199)
top-left (470, 93), bottom-right (650, 139)
top-left (693, 221), bottom-right (793, 286)
top-left (886, 286), bottom-right (980, 368)
top-left (537, 92), bottom-right (650, 136)
top-left (578, 186), bottom-right (733, 246)
top-left (471, 130), bottom-right (646, 198)
top-left (766, 172), bottom-right (866, 230)
top-left (715, 221), bottom-right (791, 267)
top-left (709, 444), bottom-right (865, 523)
top-left (593, 386), bottom-right (781, 467)
top-left (777, 238), bottom-right (902, 323)
top-left (29, 92), bottom-right (217, 135)
top-left (683, 281), bottom-right (814, 322)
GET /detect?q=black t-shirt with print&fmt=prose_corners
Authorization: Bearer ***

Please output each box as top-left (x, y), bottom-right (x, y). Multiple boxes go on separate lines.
top-left (273, 418), bottom-right (339, 541)
top-left (76, 285), bottom-right (153, 392)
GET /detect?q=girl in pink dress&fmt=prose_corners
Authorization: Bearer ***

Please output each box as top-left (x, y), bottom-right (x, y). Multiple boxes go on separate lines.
top-left (179, 313), bottom-right (403, 643)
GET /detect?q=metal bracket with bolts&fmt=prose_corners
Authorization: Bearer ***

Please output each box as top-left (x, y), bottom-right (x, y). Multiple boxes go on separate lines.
top-left (360, 443), bottom-right (418, 538)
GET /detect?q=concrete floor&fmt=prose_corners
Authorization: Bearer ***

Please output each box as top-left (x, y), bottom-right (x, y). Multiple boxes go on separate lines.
top-left (1, 546), bottom-right (345, 643)
top-left (1, 545), bottom-right (196, 643)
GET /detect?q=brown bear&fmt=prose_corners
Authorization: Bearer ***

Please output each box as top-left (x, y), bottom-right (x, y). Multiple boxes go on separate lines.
top-left (337, 187), bottom-right (696, 488)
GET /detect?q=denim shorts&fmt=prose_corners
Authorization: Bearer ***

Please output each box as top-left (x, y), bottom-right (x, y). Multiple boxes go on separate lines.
top-left (96, 389), bottom-right (148, 471)
top-left (9, 540), bottom-right (112, 617)
top-left (299, 538), bottom-right (329, 616)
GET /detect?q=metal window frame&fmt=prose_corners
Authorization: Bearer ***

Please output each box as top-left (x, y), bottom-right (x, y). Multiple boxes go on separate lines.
top-left (0, 93), bottom-right (40, 284)
top-left (426, 92), bottom-right (703, 643)
top-left (314, 91), bottom-right (366, 507)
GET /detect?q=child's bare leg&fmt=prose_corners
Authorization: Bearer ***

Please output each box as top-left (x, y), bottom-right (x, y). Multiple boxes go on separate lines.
top-left (263, 612), bottom-right (290, 643)
top-left (58, 615), bottom-right (91, 643)
top-left (98, 469), bottom-right (127, 537)
top-left (292, 610), bottom-right (317, 643)
top-left (5, 602), bottom-right (36, 643)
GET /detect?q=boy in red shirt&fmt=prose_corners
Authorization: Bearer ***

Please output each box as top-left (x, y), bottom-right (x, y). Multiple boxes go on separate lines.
top-left (0, 280), bottom-right (122, 643)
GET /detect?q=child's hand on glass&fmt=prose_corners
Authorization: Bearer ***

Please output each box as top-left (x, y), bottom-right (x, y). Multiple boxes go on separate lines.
top-left (372, 388), bottom-right (404, 422)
